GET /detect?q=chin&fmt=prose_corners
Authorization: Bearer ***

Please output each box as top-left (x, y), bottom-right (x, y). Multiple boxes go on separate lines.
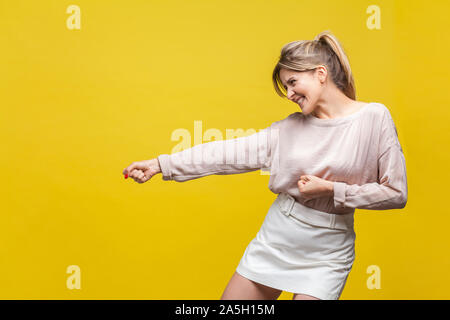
top-left (299, 105), bottom-right (313, 114)
top-left (295, 100), bottom-right (307, 112)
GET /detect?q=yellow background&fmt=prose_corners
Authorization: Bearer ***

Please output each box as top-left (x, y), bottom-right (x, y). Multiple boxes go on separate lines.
top-left (1, 0), bottom-right (448, 299)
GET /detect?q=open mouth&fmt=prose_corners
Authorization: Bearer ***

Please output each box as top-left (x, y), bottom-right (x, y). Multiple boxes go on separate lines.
top-left (296, 95), bottom-right (306, 105)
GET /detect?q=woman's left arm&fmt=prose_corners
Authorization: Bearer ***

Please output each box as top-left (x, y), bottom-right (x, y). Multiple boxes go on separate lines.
top-left (298, 109), bottom-right (408, 210)
top-left (332, 109), bottom-right (408, 210)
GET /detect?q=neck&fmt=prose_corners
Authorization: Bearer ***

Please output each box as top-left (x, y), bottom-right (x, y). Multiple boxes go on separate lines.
top-left (312, 86), bottom-right (355, 120)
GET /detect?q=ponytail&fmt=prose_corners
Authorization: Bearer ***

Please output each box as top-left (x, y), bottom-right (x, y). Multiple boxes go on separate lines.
top-left (315, 31), bottom-right (356, 100)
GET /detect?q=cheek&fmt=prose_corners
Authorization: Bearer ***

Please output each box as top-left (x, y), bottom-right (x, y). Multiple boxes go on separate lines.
top-left (296, 81), bottom-right (314, 95)
top-left (304, 84), bottom-right (322, 100)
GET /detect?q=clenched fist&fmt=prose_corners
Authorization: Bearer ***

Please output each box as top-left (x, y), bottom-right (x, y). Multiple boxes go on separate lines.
top-left (122, 158), bottom-right (161, 184)
top-left (297, 174), bottom-right (334, 200)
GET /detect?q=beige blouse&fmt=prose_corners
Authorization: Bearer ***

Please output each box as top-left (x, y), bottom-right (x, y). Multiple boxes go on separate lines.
top-left (157, 102), bottom-right (408, 214)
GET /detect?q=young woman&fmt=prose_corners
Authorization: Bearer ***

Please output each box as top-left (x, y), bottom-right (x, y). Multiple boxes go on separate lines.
top-left (122, 30), bottom-right (408, 300)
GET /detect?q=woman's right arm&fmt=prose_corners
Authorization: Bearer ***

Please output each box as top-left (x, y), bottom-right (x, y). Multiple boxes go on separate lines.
top-left (123, 117), bottom-right (285, 184)
top-left (157, 124), bottom-right (279, 182)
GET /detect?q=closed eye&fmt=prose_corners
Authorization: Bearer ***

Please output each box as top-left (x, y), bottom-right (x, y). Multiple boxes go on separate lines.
top-left (283, 79), bottom-right (296, 89)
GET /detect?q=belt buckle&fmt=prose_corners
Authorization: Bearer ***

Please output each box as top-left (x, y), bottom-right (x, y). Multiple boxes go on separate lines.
top-left (329, 213), bottom-right (336, 229)
top-left (280, 193), bottom-right (295, 217)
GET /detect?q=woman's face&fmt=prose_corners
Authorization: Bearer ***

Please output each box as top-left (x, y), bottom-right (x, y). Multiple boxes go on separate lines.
top-left (279, 67), bottom-right (325, 114)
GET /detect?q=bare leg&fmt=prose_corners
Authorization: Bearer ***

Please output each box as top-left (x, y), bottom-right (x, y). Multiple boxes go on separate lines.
top-left (292, 293), bottom-right (320, 300)
top-left (221, 271), bottom-right (283, 300)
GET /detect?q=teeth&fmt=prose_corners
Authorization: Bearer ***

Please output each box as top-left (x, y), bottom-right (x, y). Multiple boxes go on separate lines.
top-left (294, 96), bottom-right (305, 104)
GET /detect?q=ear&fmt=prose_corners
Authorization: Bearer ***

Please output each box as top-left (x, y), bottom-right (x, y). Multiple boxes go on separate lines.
top-left (316, 65), bottom-right (327, 84)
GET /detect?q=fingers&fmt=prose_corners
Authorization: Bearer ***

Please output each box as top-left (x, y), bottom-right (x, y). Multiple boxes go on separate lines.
top-left (128, 169), bottom-right (151, 184)
top-left (123, 161), bottom-right (153, 183)
top-left (130, 169), bottom-right (142, 179)
top-left (123, 162), bottom-right (136, 176)
top-left (300, 175), bottom-right (310, 181)
top-left (123, 162), bottom-right (141, 181)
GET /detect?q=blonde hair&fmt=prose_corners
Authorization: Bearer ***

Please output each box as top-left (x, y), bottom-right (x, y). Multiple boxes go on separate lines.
top-left (272, 30), bottom-right (356, 100)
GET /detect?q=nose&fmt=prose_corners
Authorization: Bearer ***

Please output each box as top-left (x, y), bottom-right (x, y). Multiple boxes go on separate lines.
top-left (287, 88), bottom-right (296, 100)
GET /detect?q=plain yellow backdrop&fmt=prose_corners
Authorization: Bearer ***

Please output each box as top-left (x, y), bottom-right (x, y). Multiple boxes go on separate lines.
top-left (1, 0), bottom-right (449, 299)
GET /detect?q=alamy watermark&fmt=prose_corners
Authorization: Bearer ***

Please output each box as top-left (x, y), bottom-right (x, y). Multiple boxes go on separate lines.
top-left (66, 5), bottom-right (81, 30)
top-left (366, 5), bottom-right (381, 30)
top-left (366, 264), bottom-right (381, 290)
top-left (66, 265), bottom-right (81, 290)
top-left (168, 120), bottom-right (280, 175)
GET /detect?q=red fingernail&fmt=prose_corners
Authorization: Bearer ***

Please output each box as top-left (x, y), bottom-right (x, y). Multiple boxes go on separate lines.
top-left (124, 174), bottom-right (128, 179)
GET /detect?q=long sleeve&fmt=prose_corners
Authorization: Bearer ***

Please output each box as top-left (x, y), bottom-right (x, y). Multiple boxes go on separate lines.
top-left (157, 122), bottom-right (279, 182)
top-left (333, 109), bottom-right (408, 210)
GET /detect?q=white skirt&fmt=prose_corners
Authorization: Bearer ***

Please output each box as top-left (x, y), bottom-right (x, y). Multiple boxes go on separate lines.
top-left (236, 192), bottom-right (356, 300)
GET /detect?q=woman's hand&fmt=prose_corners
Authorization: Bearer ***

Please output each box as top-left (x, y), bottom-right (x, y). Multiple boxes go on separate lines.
top-left (122, 158), bottom-right (161, 184)
top-left (297, 174), bottom-right (334, 200)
